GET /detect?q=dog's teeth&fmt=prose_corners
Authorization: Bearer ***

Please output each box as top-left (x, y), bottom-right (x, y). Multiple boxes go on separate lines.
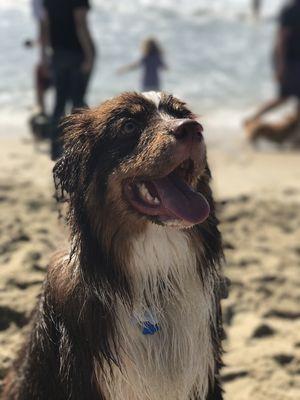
top-left (139, 183), bottom-right (146, 195)
top-left (145, 192), bottom-right (153, 202)
top-left (137, 183), bottom-right (159, 206)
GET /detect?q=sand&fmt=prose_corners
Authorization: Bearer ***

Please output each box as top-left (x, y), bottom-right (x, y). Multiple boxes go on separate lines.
top-left (0, 135), bottom-right (300, 399)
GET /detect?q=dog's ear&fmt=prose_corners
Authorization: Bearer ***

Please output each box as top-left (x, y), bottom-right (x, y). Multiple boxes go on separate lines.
top-left (53, 110), bottom-right (96, 203)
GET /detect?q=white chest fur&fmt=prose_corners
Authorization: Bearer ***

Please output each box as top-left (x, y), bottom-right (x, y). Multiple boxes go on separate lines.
top-left (97, 225), bottom-right (215, 400)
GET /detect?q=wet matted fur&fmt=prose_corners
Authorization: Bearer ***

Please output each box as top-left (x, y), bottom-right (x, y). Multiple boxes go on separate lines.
top-left (3, 92), bottom-right (225, 400)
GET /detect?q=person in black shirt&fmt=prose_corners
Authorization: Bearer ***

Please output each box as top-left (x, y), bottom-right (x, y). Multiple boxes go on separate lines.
top-left (245, 0), bottom-right (300, 125)
top-left (42, 0), bottom-right (95, 160)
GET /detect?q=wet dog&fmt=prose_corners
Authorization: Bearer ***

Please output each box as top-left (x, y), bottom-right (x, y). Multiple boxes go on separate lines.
top-left (245, 114), bottom-right (300, 144)
top-left (4, 92), bottom-right (225, 400)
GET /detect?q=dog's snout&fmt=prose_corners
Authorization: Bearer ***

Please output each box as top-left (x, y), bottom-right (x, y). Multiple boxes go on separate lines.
top-left (171, 119), bottom-right (203, 141)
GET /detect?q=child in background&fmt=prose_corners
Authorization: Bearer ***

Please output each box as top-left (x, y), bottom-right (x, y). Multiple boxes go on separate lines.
top-left (118, 38), bottom-right (167, 91)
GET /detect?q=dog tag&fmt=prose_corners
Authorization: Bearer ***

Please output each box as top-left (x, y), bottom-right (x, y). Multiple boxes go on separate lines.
top-left (142, 310), bottom-right (160, 335)
top-left (142, 321), bottom-right (160, 335)
top-left (133, 309), bottom-right (160, 335)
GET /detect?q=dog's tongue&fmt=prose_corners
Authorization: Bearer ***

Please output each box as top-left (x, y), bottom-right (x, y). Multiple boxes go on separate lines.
top-left (152, 172), bottom-right (210, 224)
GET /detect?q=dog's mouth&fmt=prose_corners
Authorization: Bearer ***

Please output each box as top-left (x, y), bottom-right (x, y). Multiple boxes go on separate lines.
top-left (123, 159), bottom-right (210, 226)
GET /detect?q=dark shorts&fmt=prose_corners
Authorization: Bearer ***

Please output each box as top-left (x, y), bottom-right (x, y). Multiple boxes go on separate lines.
top-left (280, 61), bottom-right (300, 99)
top-left (52, 49), bottom-right (91, 112)
top-left (50, 50), bottom-right (92, 160)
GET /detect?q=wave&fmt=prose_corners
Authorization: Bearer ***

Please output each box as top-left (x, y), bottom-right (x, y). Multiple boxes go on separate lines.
top-left (2, 0), bottom-right (286, 20)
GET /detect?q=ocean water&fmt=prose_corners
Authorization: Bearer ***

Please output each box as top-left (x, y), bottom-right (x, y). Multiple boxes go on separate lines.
top-left (0, 0), bottom-right (286, 140)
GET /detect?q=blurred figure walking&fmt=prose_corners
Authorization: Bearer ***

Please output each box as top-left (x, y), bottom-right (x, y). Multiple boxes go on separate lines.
top-left (42, 0), bottom-right (96, 160)
top-left (252, 0), bottom-right (262, 19)
top-left (246, 0), bottom-right (300, 125)
top-left (31, 0), bottom-right (52, 116)
top-left (118, 38), bottom-right (167, 91)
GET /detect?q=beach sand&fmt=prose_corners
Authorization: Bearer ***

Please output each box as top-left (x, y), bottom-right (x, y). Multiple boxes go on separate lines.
top-left (0, 135), bottom-right (299, 399)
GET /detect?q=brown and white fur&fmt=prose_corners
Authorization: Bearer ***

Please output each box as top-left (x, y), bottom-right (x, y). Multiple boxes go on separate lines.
top-left (245, 114), bottom-right (300, 144)
top-left (3, 92), bottom-right (225, 400)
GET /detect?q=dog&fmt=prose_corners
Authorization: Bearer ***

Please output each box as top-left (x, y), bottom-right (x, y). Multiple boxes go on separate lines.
top-left (3, 92), bottom-right (225, 400)
top-left (245, 114), bottom-right (300, 144)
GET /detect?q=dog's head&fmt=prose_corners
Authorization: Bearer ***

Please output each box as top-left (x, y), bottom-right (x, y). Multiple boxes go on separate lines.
top-left (54, 92), bottom-right (213, 244)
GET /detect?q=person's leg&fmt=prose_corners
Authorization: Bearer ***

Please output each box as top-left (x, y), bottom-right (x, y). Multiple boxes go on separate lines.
top-left (69, 53), bottom-right (91, 110)
top-left (53, 69), bottom-right (70, 120)
top-left (286, 62), bottom-right (300, 122)
top-left (70, 68), bottom-right (90, 110)
top-left (245, 96), bottom-right (287, 125)
top-left (36, 64), bottom-right (46, 115)
top-left (51, 55), bottom-right (70, 160)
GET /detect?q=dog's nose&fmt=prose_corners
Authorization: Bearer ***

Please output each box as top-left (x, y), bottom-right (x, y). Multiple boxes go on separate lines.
top-left (170, 119), bottom-right (203, 141)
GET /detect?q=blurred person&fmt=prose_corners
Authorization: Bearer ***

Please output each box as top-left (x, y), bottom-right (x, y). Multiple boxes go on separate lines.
top-left (252, 0), bottom-right (262, 19)
top-left (246, 0), bottom-right (300, 127)
top-left (31, 0), bottom-right (52, 116)
top-left (118, 38), bottom-right (167, 91)
top-left (42, 0), bottom-right (96, 160)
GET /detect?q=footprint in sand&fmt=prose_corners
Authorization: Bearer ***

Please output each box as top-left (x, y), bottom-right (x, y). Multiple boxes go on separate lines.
top-left (238, 257), bottom-right (260, 267)
top-left (7, 278), bottom-right (43, 290)
top-left (24, 251), bottom-right (41, 263)
top-left (264, 309), bottom-right (300, 320)
top-left (0, 306), bottom-right (28, 331)
top-left (273, 354), bottom-right (295, 366)
top-left (255, 275), bottom-right (285, 284)
top-left (251, 323), bottom-right (276, 339)
top-left (0, 184), bottom-right (14, 192)
top-left (221, 368), bottom-right (248, 383)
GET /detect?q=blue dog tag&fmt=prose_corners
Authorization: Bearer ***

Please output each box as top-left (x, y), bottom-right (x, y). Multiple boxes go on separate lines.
top-left (133, 309), bottom-right (160, 335)
top-left (142, 321), bottom-right (160, 335)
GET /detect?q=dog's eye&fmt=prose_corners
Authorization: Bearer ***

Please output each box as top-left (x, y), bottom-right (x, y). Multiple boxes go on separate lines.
top-left (124, 120), bottom-right (139, 135)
